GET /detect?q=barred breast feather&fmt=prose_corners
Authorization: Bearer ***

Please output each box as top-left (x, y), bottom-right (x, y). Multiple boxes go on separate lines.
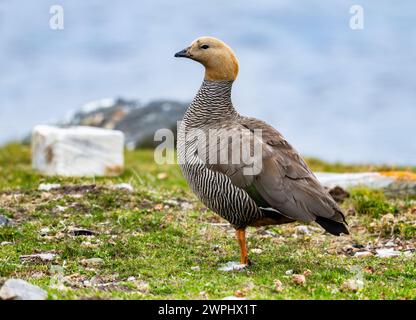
top-left (177, 80), bottom-right (348, 235)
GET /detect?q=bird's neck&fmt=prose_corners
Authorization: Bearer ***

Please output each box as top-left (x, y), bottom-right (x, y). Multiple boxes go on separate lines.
top-left (184, 80), bottom-right (237, 127)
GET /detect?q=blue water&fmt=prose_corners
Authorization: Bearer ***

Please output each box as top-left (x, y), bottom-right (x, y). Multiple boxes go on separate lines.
top-left (1, 0), bottom-right (415, 165)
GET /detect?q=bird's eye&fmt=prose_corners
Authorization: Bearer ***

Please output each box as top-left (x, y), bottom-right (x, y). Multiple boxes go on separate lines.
top-left (201, 44), bottom-right (209, 49)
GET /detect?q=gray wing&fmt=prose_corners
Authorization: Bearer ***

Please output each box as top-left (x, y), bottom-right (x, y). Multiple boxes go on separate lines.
top-left (197, 116), bottom-right (348, 232)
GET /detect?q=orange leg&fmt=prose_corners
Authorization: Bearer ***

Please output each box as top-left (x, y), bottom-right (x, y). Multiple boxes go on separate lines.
top-left (235, 229), bottom-right (250, 265)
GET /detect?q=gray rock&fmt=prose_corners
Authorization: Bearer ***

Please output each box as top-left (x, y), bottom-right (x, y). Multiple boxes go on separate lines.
top-left (20, 253), bottom-right (56, 263)
top-left (66, 98), bottom-right (188, 149)
top-left (114, 100), bottom-right (188, 148)
top-left (218, 261), bottom-right (247, 272)
top-left (0, 215), bottom-right (10, 227)
top-left (0, 279), bottom-right (47, 300)
top-left (81, 258), bottom-right (104, 267)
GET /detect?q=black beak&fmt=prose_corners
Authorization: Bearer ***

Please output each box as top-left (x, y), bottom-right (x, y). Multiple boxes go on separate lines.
top-left (174, 48), bottom-right (189, 58)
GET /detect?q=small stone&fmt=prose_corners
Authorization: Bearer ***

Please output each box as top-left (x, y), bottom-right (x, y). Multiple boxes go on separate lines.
top-left (0, 215), bottom-right (11, 227)
top-left (80, 258), bottom-right (104, 267)
top-left (250, 248), bottom-right (263, 254)
top-left (38, 183), bottom-right (61, 191)
top-left (83, 280), bottom-right (91, 287)
top-left (134, 281), bottom-right (150, 293)
top-left (274, 279), bottom-right (284, 292)
top-left (292, 274), bottom-right (306, 285)
top-left (157, 172), bottom-right (168, 180)
top-left (0, 279), bottom-right (47, 300)
top-left (295, 225), bottom-right (310, 235)
top-left (69, 228), bottom-right (97, 236)
top-left (180, 202), bottom-right (193, 210)
top-left (127, 276), bottom-right (136, 282)
top-left (40, 227), bottom-right (50, 235)
top-left (56, 205), bottom-right (66, 212)
top-left (20, 253), bottom-right (56, 263)
top-left (113, 183), bottom-right (134, 192)
top-left (164, 199), bottom-right (179, 206)
top-left (285, 269), bottom-right (294, 275)
top-left (340, 279), bottom-right (364, 292)
top-left (234, 290), bottom-right (245, 297)
top-left (381, 213), bottom-right (395, 225)
top-left (211, 244), bottom-right (221, 251)
top-left (363, 266), bottom-right (375, 274)
top-left (154, 204), bottom-right (163, 211)
top-left (375, 248), bottom-right (400, 258)
top-left (218, 261), bottom-right (247, 272)
top-left (191, 266), bottom-right (200, 271)
top-left (353, 251), bottom-right (373, 258)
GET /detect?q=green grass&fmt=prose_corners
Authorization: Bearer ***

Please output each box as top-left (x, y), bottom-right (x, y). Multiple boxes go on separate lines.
top-left (0, 143), bottom-right (415, 300)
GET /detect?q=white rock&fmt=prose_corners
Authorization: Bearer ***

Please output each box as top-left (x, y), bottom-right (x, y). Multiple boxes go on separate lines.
top-left (32, 125), bottom-right (124, 177)
top-left (20, 253), bottom-right (56, 262)
top-left (353, 251), bottom-right (373, 258)
top-left (218, 261), bottom-right (247, 272)
top-left (295, 225), bottom-right (311, 235)
top-left (112, 183), bottom-right (134, 192)
top-left (250, 248), bottom-right (263, 254)
top-left (191, 266), bottom-right (200, 271)
top-left (375, 248), bottom-right (400, 258)
top-left (80, 258), bottom-right (104, 267)
top-left (39, 227), bottom-right (50, 235)
top-left (285, 269), bottom-right (294, 275)
top-left (341, 279), bottom-right (364, 292)
top-left (0, 279), bottom-right (47, 300)
top-left (38, 183), bottom-right (61, 191)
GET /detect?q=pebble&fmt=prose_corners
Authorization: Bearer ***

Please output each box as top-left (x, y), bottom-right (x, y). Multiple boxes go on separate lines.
top-left (340, 279), bottom-right (364, 292)
top-left (40, 227), bottom-right (51, 235)
top-left (191, 266), bottom-right (200, 271)
top-left (292, 274), bottom-right (306, 285)
top-left (375, 248), bottom-right (400, 258)
top-left (218, 261), bottom-right (247, 272)
top-left (80, 258), bottom-right (104, 267)
top-left (113, 183), bottom-right (134, 192)
top-left (295, 225), bottom-right (311, 235)
top-left (250, 248), bottom-right (263, 254)
top-left (20, 253), bottom-right (56, 262)
top-left (353, 251), bottom-right (373, 258)
top-left (0, 215), bottom-right (10, 227)
top-left (38, 183), bottom-right (61, 191)
top-left (274, 279), bottom-right (284, 292)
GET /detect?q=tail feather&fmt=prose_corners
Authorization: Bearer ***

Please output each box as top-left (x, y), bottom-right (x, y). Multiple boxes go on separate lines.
top-left (315, 216), bottom-right (349, 236)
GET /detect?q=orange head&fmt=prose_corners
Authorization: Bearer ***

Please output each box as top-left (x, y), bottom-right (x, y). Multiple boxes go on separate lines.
top-left (175, 36), bottom-right (239, 81)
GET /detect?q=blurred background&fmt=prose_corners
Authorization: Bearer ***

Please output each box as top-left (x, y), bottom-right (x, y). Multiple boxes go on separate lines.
top-left (0, 0), bottom-right (415, 165)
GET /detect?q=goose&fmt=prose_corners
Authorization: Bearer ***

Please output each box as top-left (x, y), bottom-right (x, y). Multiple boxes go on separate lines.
top-left (175, 37), bottom-right (348, 265)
